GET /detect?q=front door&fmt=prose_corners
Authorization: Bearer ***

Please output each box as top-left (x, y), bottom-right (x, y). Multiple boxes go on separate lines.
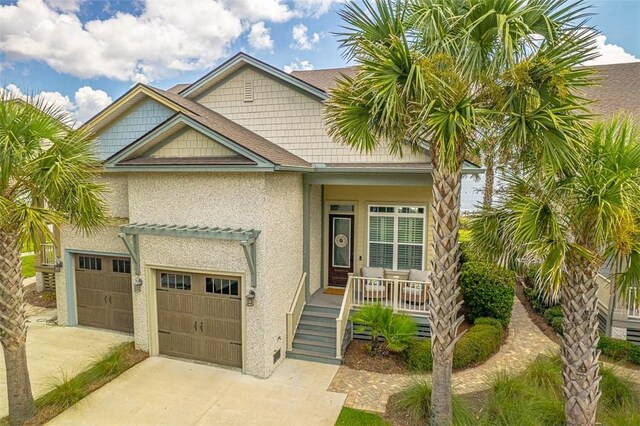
top-left (328, 214), bottom-right (355, 286)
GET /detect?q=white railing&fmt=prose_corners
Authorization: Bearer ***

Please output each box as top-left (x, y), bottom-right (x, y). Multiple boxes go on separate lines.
top-left (350, 276), bottom-right (431, 317)
top-left (628, 287), bottom-right (640, 319)
top-left (286, 272), bottom-right (307, 351)
top-left (40, 243), bottom-right (56, 266)
top-left (336, 274), bottom-right (354, 359)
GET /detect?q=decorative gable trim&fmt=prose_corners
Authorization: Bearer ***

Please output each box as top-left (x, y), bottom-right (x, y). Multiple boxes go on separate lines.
top-left (180, 52), bottom-right (328, 100)
top-left (105, 114), bottom-right (275, 171)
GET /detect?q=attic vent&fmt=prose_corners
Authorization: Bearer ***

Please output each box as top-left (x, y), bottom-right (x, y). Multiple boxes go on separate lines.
top-left (244, 80), bottom-right (254, 102)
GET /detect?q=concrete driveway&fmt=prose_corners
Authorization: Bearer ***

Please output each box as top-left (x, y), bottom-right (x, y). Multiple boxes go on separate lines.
top-left (49, 357), bottom-right (346, 426)
top-left (0, 309), bottom-right (133, 417)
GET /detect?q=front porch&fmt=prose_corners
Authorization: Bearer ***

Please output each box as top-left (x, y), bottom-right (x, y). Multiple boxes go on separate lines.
top-left (597, 275), bottom-right (640, 345)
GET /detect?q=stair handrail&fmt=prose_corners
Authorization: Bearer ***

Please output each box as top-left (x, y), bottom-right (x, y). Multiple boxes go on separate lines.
top-left (286, 272), bottom-right (307, 351)
top-left (335, 273), bottom-right (354, 359)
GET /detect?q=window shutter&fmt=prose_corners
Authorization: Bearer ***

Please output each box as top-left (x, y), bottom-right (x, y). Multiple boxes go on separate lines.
top-left (398, 217), bottom-right (424, 244)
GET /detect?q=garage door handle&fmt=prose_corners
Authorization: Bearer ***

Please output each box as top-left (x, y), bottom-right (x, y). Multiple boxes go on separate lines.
top-left (194, 321), bottom-right (198, 331)
top-left (109, 295), bottom-right (112, 304)
top-left (200, 322), bottom-right (203, 332)
top-left (104, 295), bottom-right (108, 304)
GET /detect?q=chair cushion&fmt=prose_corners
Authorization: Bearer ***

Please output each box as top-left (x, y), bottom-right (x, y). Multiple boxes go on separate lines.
top-left (361, 267), bottom-right (385, 279)
top-left (408, 269), bottom-right (430, 282)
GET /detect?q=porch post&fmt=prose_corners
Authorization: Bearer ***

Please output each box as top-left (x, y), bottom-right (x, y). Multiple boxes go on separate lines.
top-left (303, 179), bottom-right (311, 299)
top-left (605, 280), bottom-right (616, 337)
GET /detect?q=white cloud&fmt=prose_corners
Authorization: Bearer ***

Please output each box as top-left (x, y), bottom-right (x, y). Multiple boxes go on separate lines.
top-left (292, 0), bottom-right (347, 17)
top-left (247, 22), bottom-right (274, 51)
top-left (291, 23), bottom-right (320, 50)
top-left (0, 83), bottom-right (112, 125)
top-left (284, 60), bottom-right (314, 73)
top-left (585, 35), bottom-right (639, 66)
top-left (0, 0), bottom-right (338, 84)
top-left (73, 86), bottom-right (112, 122)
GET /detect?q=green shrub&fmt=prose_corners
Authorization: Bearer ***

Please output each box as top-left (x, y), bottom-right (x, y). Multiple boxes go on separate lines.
top-left (599, 366), bottom-right (636, 410)
top-left (550, 316), bottom-right (563, 335)
top-left (460, 262), bottom-right (516, 327)
top-left (543, 306), bottom-right (563, 323)
top-left (473, 317), bottom-right (502, 328)
top-left (598, 336), bottom-right (640, 365)
top-left (453, 318), bottom-right (503, 369)
top-left (393, 379), bottom-right (473, 425)
top-left (352, 304), bottom-right (417, 354)
top-left (335, 407), bottom-right (388, 426)
top-left (405, 339), bottom-right (433, 372)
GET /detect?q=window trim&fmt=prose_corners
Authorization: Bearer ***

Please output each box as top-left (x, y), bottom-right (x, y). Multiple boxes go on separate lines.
top-left (367, 204), bottom-right (427, 271)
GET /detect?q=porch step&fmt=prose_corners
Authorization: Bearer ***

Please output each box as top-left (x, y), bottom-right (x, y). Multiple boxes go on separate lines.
top-left (286, 348), bottom-right (341, 365)
top-left (301, 311), bottom-right (337, 324)
top-left (304, 304), bottom-right (341, 315)
top-left (295, 329), bottom-right (336, 344)
top-left (297, 319), bottom-right (335, 333)
top-left (293, 338), bottom-right (336, 355)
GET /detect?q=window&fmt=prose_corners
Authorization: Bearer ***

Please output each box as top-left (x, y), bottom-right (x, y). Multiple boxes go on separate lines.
top-left (78, 256), bottom-right (101, 271)
top-left (160, 273), bottom-right (191, 290)
top-left (368, 205), bottom-right (425, 270)
top-left (206, 277), bottom-right (239, 297)
top-left (112, 259), bottom-right (131, 274)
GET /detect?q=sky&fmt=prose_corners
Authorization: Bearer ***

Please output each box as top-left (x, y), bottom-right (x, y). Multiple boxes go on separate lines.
top-left (0, 0), bottom-right (638, 125)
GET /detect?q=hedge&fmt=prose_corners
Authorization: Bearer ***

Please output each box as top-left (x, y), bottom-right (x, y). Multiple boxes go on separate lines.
top-left (405, 317), bottom-right (504, 372)
top-left (460, 262), bottom-right (516, 327)
top-left (598, 336), bottom-right (640, 365)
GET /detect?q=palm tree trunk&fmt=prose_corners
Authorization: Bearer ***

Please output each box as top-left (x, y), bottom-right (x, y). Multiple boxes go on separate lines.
top-left (0, 231), bottom-right (35, 425)
top-left (483, 155), bottom-right (495, 208)
top-left (429, 165), bottom-right (465, 426)
top-left (561, 257), bottom-right (601, 426)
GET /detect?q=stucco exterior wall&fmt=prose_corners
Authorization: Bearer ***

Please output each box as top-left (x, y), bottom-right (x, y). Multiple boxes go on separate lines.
top-left (323, 185), bottom-right (433, 278)
top-left (309, 185), bottom-right (323, 294)
top-left (57, 171), bottom-right (303, 378)
top-left (196, 67), bottom-right (429, 164)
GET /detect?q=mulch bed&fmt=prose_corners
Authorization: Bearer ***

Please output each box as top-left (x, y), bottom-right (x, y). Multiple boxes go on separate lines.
top-left (342, 340), bottom-right (409, 374)
top-left (23, 283), bottom-right (57, 309)
top-left (515, 282), bottom-right (561, 344)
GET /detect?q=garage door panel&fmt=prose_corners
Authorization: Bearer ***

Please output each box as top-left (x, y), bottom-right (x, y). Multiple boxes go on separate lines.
top-left (196, 297), bottom-right (241, 320)
top-left (75, 255), bottom-right (133, 334)
top-left (156, 270), bottom-right (242, 368)
top-left (157, 291), bottom-right (193, 314)
top-left (202, 318), bottom-right (241, 342)
top-left (199, 339), bottom-right (242, 367)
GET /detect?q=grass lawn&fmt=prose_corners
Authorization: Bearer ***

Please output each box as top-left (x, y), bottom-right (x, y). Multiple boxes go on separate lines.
top-left (22, 254), bottom-right (35, 278)
top-left (335, 407), bottom-right (388, 426)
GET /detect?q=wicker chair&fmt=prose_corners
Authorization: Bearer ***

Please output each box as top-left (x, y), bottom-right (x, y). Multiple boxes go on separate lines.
top-left (361, 267), bottom-right (386, 300)
top-left (403, 269), bottom-right (430, 305)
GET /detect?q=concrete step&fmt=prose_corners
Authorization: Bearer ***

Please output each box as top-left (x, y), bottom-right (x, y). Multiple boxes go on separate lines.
top-left (286, 349), bottom-right (342, 365)
top-left (295, 329), bottom-right (336, 344)
top-left (293, 338), bottom-right (336, 355)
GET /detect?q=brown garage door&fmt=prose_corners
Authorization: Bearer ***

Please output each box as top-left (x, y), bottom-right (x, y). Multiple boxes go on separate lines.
top-left (75, 254), bottom-right (134, 333)
top-left (156, 270), bottom-right (242, 368)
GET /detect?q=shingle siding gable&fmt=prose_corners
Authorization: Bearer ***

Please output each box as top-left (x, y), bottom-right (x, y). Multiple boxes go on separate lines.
top-left (95, 99), bottom-right (174, 160)
top-left (196, 67), bottom-right (429, 164)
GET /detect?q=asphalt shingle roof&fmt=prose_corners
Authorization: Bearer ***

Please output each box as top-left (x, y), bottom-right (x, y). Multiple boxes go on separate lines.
top-left (582, 62), bottom-right (640, 117)
top-left (290, 67), bottom-right (359, 92)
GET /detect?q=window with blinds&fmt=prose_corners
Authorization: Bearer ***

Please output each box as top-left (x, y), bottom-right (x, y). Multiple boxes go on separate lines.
top-left (368, 205), bottom-right (425, 270)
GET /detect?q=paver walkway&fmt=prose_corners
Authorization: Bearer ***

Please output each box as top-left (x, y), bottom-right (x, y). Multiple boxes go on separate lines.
top-left (328, 297), bottom-right (559, 413)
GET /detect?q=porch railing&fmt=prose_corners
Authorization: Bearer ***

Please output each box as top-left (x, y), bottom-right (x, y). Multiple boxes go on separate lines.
top-left (336, 274), bottom-right (354, 359)
top-left (350, 276), bottom-right (431, 317)
top-left (40, 243), bottom-right (56, 266)
top-left (628, 287), bottom-right (640, 319)
top-left (286, 272), bottom-right (307, 352)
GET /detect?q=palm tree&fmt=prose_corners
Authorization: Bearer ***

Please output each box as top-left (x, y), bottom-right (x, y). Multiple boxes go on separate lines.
top-left (325, 0), bottom-right (597, 423)
top-left (470, 116), bottom-right (640, 424)
top-left (0, 96), bottom-right (108, 424)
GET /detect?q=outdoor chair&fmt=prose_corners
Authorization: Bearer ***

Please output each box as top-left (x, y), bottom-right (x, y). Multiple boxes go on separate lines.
top-left (361, 267), bottom-right (387, 300)
top-left (403, 269), bottom-right (430, 305)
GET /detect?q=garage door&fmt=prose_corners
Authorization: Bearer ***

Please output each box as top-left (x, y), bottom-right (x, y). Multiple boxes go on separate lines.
top-left (75, 254), bottom-right (134, 333)
top-left (156, 270), bottom-right (242, 368)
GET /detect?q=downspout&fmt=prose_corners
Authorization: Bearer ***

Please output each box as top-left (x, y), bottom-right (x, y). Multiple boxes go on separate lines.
top-left (320, 185), bottom-right (325, 290)
top-left (303, 179), bottom-right (311, 299)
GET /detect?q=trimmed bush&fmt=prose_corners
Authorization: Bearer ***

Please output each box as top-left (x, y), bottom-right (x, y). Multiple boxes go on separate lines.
top-left (453, 317), bottom-right (504, 369)
top-left (460, 262), bottom-right (516, 327)
top-left (598, 336), bottom-right (640, 365)
top-left (550, 317), bottom-right (564, 335)
top-left (405, 339), bottom-right (432, 372)
top-left (543, 306), bottom-right (563, 323)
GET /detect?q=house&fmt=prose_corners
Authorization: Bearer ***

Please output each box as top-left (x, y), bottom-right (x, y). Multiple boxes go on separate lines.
top-left (42, 52), bottom-right (480, 378)
top-left (583, 62), bottom-right (640, 346)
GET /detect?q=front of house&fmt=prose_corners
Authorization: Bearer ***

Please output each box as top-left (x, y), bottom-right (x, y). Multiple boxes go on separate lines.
top-left (42, 53), bottom-right (480, 378)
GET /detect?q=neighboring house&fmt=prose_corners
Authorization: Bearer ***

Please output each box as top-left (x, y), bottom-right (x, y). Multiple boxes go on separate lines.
top-left (39, 52), bottom-right (479, 377)
top-left (583, 62), bottom-right (640, 345)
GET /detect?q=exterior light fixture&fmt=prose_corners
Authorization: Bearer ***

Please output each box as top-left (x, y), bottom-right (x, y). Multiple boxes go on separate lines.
top-left (246, 290), bottom-right (256, 307)
top-left (133, 275), bottom-right (143, 292)
top-left (54, 258), bottom-right (63, 269)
